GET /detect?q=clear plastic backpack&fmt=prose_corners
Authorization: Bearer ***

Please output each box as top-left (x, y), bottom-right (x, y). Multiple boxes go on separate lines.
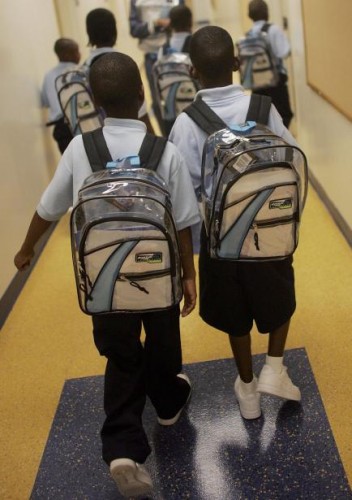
top-left (70, 131), bottom-right (183, 314)
top-left (236, 24), bottom-right (280, 91)
top-left (184, 95), bottom-right (308, 261)
top-left (55, 70), bottom-right (103, 136)
top-left (202, 124), bottom-right (308, 260)
top-left (152, 52), bottom-right (200, 134)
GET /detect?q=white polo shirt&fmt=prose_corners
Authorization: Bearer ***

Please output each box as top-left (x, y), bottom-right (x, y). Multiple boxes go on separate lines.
top-left (168, 84), bottom-right (298, 194)
top-left (37, 118), bottom-right (200, 231)
top-left (169, 32), bottom-right (190, 52)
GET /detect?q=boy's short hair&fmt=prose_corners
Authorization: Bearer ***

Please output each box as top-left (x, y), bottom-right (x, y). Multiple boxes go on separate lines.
top-left (190, 26), bottom-right (234, 79)
top-left (54, 38), bottom-right (78, 60)
top-left (86, 8), bottom-right (117, 47)
top-left (248, 0), bottom-right (269, 22)
top-left (169, 5), bottom-right (192, 32)
top-left (89, 52), bottom-right (142, 114)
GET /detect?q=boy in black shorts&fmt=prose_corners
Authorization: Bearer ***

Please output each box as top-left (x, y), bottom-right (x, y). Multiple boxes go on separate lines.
top-left (169, 26), bottom-right (301, 421)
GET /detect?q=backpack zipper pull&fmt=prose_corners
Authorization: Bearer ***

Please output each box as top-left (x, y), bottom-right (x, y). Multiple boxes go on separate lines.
top-left (118, 275), bottom-right (150, 294)
top-left (129, 280), bottom-right (149, 294)
top-left (215, 219), bottom-right (220, 242)
top-left (253, 224), bottom-right (260, 251)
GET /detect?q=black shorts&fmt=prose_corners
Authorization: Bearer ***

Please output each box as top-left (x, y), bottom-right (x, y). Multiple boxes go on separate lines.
top-left (199, 226), bottom-right (296, 337)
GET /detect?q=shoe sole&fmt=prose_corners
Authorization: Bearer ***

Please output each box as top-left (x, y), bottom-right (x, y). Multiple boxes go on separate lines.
top-left (110, 461), bottom-right (153, 497)
top-left (257, 382), bottom-right (301, 401)
top-left (237, 405), bottom-right (261, 419)
top-left (157, 374), bottom-right (191, 426)
top-left (238, 408), bottom-right (261, 419)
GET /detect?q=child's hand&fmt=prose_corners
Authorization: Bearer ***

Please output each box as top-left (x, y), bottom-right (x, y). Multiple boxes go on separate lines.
top-left (181, 277), bottom-right (197, 317)
top-left (14, 249), bottom-right (34, 271)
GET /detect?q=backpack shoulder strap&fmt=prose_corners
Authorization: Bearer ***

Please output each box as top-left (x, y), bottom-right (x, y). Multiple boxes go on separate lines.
top-left (183, 98), bottom-right (227, 135)
top-left (181, 34), bottom-right (192, 53)
top-left (246, 94), bottom-right (272, 125)
top-left (82, 128), bottom-right (113, 172)
top-left (261, 22), bottom-right (272, 34)
top-left (138, 134), bottom-right (168, 171)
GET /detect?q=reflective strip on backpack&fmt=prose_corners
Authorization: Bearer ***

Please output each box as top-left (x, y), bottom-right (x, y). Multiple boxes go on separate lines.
top-left (218, 188), bottom-right (273, 259)
top-left (86, 240), bottom-right (137, 313)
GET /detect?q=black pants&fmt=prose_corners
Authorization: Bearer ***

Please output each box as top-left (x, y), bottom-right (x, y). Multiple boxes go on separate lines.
top-left (255, 73), bottom-right (294, 129)
top-left (52, 118), bottom-right (73, 154)
top-left (92, 305), bottom-right (185, 465)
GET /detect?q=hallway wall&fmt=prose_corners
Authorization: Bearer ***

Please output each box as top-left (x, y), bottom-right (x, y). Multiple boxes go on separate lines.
top-left (0, 0), bottom-right (351, 301)
top-left (286, 0), bottom-right (352, 240)
top-left (0, 0), bottom-right (61, 298)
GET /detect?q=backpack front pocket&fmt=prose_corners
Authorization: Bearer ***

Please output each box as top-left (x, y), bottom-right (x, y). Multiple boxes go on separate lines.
top-left (76, 219), bottom-right (180, 314)
top-left (214, 181), bottom-right (299, 260)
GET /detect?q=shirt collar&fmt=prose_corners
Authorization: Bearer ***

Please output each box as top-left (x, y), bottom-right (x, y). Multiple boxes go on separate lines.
top-left (196, 84), bottom-right (244, 103)
top-left (252, 20), bottom-right (267, 29)
top-left (104, 117), bottom-right (147, 131)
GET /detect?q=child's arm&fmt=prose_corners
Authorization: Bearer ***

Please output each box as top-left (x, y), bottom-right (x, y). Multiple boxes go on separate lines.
top-left (14, 212), bottom-right (53, 271)
top-left (178, 226), bottom-right (197, 317)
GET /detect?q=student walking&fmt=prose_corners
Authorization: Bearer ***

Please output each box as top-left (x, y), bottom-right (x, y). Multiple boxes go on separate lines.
top-left (15, 52), bottom-right (200, 498)
top-left (244, 0), bottom-right (294, 128)
top-left (41, 38), bottom-right (80, 153)
top-left (169, 26), bottom-right (301, 422)
top-left (129, 0), bottom-right (185, 132)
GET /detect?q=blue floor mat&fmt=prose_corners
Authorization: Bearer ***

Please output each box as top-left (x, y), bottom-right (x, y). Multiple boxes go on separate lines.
top-left (30, 348), bottom-right (351, 500)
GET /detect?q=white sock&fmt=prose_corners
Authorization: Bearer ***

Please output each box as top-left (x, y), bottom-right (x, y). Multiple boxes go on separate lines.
top-left (239, 377), bottom-right (257, 394)
top-left (266, 355), bottom-right (284, 373)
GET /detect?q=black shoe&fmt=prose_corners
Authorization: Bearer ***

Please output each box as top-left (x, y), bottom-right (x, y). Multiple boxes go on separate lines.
top-left (157, 374), bottom-right (191, 426)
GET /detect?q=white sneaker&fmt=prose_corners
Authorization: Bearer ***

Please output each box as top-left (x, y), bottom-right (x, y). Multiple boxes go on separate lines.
top-left (234, 376), bottom-right (261, 420)
top-left (257, 364), bottom-right (301, 401)
top-left (110, 458), bottom-right (153, 498)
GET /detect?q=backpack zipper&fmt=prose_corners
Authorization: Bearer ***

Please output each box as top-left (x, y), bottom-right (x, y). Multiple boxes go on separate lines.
top-left (79, 175), bottom-right (169, 197)
top-left (117, 269), bottom-right (172, 295)
top-left (251, 216), bottom-right (297, 252)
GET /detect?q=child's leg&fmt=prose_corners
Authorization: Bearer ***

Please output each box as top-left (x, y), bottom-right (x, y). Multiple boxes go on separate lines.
top-left (257, 319), bottom-right (301, 401)
top-left (92, 314), bottom-right (151, 466)
top-left (229, 332), bottom-right (262, 420)
top-left (268, 319), bottom-right (290, 357)
top-left (228, 332), bottom-right (253, 383)
top-left (143, 305), bottom-right (191, 425)
top-left (92, 313), bottom-right (156, 497)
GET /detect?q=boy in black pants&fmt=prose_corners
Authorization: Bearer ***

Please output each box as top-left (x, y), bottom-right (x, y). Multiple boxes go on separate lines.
top-left (169, 26), bottom-right (301, 422)
top-left (15, 52), bottom-right (200, 498)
